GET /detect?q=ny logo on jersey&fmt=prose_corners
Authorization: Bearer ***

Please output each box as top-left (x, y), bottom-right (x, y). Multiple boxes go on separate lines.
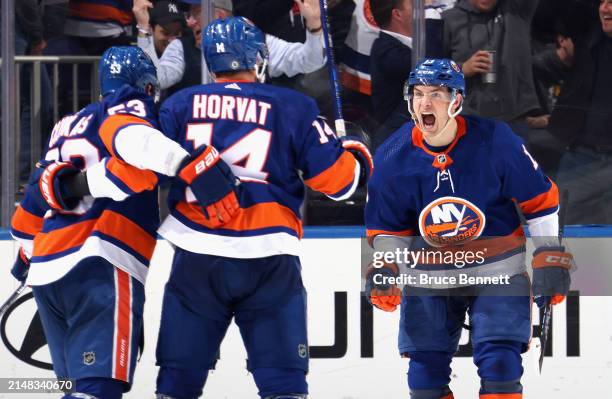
top-left (419, 196), bottom-right (486, 247)
top-left (110, 62), bottom-right (121, 74)
top-left (216, 42), bottom-right (225, 53)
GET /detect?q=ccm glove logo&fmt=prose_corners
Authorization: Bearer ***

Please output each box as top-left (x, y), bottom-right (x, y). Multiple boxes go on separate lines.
top-left (532, 249), bottom-right (574, 270)
top-left (544, 254), bottom-right (572, 265)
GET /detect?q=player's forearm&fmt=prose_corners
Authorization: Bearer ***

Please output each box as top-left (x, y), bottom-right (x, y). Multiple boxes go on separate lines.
top-left (527, 212), bottom-right (560, 248)
top-left (113, 124), bottom-right (190, 176)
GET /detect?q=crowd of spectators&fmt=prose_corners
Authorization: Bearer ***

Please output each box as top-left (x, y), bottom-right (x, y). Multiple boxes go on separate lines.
top-left (4, 0), bottom-right (610, 225)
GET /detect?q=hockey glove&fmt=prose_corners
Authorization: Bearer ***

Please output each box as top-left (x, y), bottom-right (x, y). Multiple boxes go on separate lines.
top-left (365, 262), bottom-right (401, 312)
top-left (340, 136), bottom-right (373, 187)
top-left (11, 248), bottom-right (30, 283)
top-left (26, 160), bottom-right (83, 211)
top-left (532, 246), bottom-right (573, 308)
top-left (177, 145), bottom-right (241, 227)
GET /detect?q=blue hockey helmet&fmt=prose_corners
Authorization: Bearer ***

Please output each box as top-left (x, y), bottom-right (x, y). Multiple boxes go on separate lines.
top-left (203, 17), bottom-right (268, 79)
top-left (404, 58), bottom-right (466, 120)
top-left (99, 46), bottom-right (159, 98)
top-left (405, 58), bottom-right (466, 97)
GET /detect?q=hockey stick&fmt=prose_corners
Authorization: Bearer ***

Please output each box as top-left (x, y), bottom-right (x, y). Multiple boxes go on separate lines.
top-left (538, 189), bottom-right (569, 373)
top-left (0, 282), bottom-right (27, 320)
top-left (318, 0), bottom-right (346, 137)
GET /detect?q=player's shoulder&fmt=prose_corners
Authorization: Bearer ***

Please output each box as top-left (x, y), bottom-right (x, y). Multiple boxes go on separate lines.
top-left (463, 114), bottom-right (521, 145)
top-left (372, 121), bottom-right (415, 179)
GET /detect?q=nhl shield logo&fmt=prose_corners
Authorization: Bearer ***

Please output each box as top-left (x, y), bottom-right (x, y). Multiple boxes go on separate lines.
top-left (437, 154), bottom-right (447, 165)
top-left (419, 196), bottom-right (486, 247)
top-left (298, 344), bottom-right (308, 358)
top-left (83, 351), bottom-right (95, 365)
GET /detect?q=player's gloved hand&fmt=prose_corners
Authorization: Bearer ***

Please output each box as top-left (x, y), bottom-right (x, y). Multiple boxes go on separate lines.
top-left (532, 246), bottom-right (573, 308)
top-left (177, 145), bottom-right (241, 227)
top-left (11, 248), bottom-right (30, 283)
top-left (365, 262), bottom-right (401, 312)
top-left (339, 136), bottom-right (373, 187)
top-left (26, 160), bottom-right (82, 211)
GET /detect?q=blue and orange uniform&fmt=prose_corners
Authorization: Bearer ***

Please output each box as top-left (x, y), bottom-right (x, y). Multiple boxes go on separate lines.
top-left (10, 85), bottom-right (160, 395)
top-left (365, 115), bottom-right (559, 399)
top-left (154, 80), bottom-right (361, 398)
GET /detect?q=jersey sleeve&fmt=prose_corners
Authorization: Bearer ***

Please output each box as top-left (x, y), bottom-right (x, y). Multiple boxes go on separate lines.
top-left (11, 199), bottom-right (45, 257)
top-left (495, 122), bottom-right (559, 221)
top-left (86, 157), bottom-right (160, 201)
top-left (295, 109), bottom-right (359, 201)
top-left (365, 156), bottom-right (417, 246)
top-left (98, 97), bottom-right (188, 177)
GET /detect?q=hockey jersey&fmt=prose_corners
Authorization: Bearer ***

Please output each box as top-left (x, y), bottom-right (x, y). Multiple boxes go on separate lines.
top-left (66, 0), bottom-right (133, 37)
top-left (365, 115), bottom-right (559, 279)
top-left (157, 81), bottom-right (360, 258)
top-left (11, 86), bottom-right (160, 286)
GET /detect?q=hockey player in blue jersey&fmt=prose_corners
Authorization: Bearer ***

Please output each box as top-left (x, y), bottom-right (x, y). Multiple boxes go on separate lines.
top-left (10, 46), bottom-right (242, 399)
top-left (364, 59), bottom-right (574, 399)
top-left (148, 17), bottom-right (373, 399)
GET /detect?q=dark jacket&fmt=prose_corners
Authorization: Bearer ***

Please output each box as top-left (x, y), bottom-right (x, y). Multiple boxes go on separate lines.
top-left (549, 27), bottom-right (612, 147)
top-left (370, 19), bottom-right (443, 125)
top-left (442, 0), bottom-right (540, 121)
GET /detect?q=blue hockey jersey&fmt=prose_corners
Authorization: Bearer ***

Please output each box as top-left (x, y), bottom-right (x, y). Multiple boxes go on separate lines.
top-left (11, 86), bottom-right (160, 286)
top-left (157, 80), bottom-right (360, 258)
top-left (365, 115), bottom-right (559, 278)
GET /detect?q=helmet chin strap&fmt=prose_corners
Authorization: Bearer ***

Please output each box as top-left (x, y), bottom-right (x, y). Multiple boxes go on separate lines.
top-left (255, 58), bottom-right (268, 83)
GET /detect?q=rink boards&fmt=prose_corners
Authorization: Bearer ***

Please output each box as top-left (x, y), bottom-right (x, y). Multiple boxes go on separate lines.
top-left (0, 227), bottom-right (611, 398)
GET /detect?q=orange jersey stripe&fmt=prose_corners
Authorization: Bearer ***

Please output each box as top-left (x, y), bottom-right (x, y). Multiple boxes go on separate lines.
top-left (340, 70), bottom-right (372, 96)
top-left (69, 3), bottom-right (133, 25)
top-left (106, 157), bottom-right (158, 194)
top-left (11, 206), bottom-right (44, 237)
top-left (33, 219), bottom-right (97, 257)
top-left (518, 180), bottom-right (559, 215)
top-left (99, 114), bottom-right (152, 158)
top-left (366, 228), bottom-right (415, 246)
top-left (480, 394), bottom-right (522, 399)
top-left (114, 269), bottom-right (131, 382)
top-left (305, 151), bottom-right (357, 195)
top-left (96, 211), bottom-right (157, 261)
top-left (366, 228), bottom-right (415, 238)
top-left (175, 201), bottom-right (303, 238)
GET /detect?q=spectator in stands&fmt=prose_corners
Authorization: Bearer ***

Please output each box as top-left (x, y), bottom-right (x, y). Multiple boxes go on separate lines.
top-left (549, 0), bottom-right (612, 224)
top-left (150, 0), bottom-right (325, 99)
top-left (369, 0), bottom-right (444, 148)
top-left (233, 0), bottom-right (306, 42)
top-left (521, 25), bottom-right (573, 176)
top-left (133, 0), bottom-right (185, 63)
top-left (442, 0), bottom-right (540, 139)
top-left (13, 0), bottom-right (53, 183)
top-left (46, 0), bottom-right (134, 56)
top-left (531, 24), bottom-right (573, 125)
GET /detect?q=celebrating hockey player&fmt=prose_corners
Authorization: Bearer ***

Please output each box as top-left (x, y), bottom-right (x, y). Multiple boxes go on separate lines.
top-left (148, 17), bottom-right (372, 399)
top-left (364, 59), bottom-right (573, 399)
top-left (10, 46), bottom-right (242, 399)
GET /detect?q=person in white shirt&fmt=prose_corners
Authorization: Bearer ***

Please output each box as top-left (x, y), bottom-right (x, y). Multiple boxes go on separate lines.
top-left (134, 0), bottom-right (326, 91)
